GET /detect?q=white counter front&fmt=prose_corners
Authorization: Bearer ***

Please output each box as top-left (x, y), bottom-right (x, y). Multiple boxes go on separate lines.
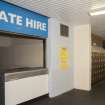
top-left (5, 74), bottom-right (48, 105)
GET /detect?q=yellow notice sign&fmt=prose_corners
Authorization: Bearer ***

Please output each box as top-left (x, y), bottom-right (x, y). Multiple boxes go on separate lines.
top-left (59, 48), bottom-right (69, 70)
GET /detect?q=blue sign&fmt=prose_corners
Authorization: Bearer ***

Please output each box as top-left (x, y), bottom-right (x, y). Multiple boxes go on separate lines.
top-left (0, 1), bottom-right (48, 38)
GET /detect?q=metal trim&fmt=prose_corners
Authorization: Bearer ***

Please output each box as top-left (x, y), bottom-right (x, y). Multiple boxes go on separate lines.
top-left (5, 68), bottom-right (48, 82)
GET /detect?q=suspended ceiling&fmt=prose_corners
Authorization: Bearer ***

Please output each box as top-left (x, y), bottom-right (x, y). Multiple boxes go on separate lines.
top-left (91, 0), bottom-right (105, 38)
top-left (4, 0), bottom-right (91, 25)
top-left (3, 0), bottom-right (105, 38)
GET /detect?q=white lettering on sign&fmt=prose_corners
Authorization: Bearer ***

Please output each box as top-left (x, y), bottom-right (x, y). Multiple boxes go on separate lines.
top-left (0, 10), bottom-right (8, 22)
top-left (26, 18), bottom-right (47, 31)
top-left (0, 10), bottom-right (47, 31)
top-left (16, 16), bottom-right (23, 26)
top-left (26, 18), bottom-right (33, 28)
top-left (8, 13), bottom-right (16, 24)
top-left (42, 23), bottom-right (47, 31)
top-left (0, 10), bottom-right (23, 26)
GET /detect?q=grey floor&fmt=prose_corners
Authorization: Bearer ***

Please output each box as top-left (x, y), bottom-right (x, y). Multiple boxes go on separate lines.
top-left (21, 80), bottom-right (105, 105)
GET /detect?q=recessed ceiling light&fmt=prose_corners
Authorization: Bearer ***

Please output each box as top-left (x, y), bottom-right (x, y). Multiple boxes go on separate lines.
top-left (90, 10), bottom-right (105, 16)
top-left (91, 5), bottom-right (105, 10)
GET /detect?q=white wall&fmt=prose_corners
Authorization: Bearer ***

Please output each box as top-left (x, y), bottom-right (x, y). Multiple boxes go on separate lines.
top-left (47, 18), bottom-right (74, 97)
top-left (5, 74), bottom-right (48, 105)
top-left (73, 24), bottom-right (91, 91)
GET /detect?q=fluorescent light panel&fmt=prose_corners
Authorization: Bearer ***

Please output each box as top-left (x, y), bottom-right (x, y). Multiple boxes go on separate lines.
top-left (91, 5), bottom-right (105, 10)
top-left (90, 10), bottom-right (105, 16)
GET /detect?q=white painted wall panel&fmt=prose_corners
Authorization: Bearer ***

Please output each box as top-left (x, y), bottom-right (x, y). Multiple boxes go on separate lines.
top-left (47, 18), bottom-right (74, 97)
top-left (73, 24), bottom-right (91, 90)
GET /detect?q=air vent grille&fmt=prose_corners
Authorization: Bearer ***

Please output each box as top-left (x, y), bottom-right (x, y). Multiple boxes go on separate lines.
top-left (60, 24), bottom-right (69, 37)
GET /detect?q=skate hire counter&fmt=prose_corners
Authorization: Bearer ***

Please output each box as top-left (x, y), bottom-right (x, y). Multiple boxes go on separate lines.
top-left (0, 1), bottom-right (48, 105)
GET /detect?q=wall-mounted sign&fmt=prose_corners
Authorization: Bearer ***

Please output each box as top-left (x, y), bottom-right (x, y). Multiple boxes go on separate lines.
top-left (0, 1), bottom-right (48, 38)
top-left (59, 48), bottom-right (69, 70)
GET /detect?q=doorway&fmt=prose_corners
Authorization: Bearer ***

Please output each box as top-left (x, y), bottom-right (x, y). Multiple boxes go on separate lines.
top-left (91, 14), bottom-right (105, 87)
